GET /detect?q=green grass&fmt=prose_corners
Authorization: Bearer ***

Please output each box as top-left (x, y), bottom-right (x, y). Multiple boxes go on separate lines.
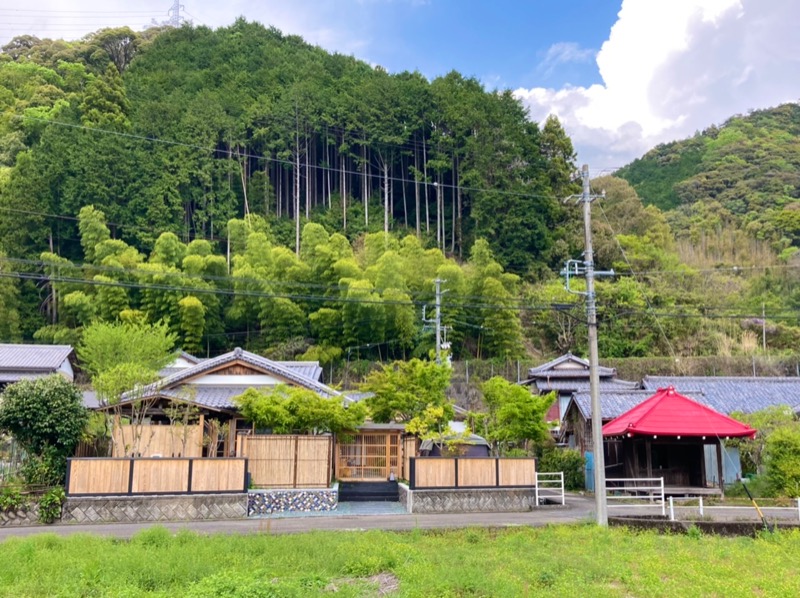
top-left (1, 524), bottom-right (799, 597)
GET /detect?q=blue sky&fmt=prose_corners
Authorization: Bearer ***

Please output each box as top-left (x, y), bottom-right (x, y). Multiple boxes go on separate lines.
top-left (348, 0), bottom-right (621, 91)
top-left (3, 0), bottom-right (799, 169)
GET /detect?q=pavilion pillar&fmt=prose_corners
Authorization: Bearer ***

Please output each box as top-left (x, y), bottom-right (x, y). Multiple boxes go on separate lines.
top-left (716, 441), bottom-right (725, 496)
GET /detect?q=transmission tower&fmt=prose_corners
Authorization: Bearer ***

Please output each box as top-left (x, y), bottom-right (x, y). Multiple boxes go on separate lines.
top-left (167, 0), bottom-right (185, 27)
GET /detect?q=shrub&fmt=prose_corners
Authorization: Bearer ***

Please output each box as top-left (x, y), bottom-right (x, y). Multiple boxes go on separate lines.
top-left (765, 426), bottom-right (800, 497)
top-left (538, 447), bottom-right (585, 491)
top-left (0, 375), bottom-right (87, 485)
top-left (37, 487), bottom-right (65, 524)
top-left (0, 485), bottom-right (27, 512)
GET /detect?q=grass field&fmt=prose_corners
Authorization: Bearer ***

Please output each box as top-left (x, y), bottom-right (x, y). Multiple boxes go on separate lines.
top-left (0, 524), bottom-right (798, 597)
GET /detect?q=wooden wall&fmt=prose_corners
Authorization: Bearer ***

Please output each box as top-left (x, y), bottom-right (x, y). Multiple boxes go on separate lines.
top-left (237, 435), bottom-right (332, 489)
top-left (410, 457), bottom-right (537, 489)
top-left (66, 458), bottom-right (247, 496)
top-left (403, 436), bottom-right (418, 481)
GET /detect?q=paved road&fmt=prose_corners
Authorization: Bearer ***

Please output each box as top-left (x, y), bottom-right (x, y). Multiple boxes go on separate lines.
top-left (0, 495), bottom-right (595, 540)
top-left (3, 495), bottom-right (797, 541)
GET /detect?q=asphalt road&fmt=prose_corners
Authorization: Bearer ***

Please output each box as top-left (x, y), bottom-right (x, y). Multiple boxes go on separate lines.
top-left (0, 495), bottom-right (595, 540)
top-left (2, 494), bottom-right (798, 540)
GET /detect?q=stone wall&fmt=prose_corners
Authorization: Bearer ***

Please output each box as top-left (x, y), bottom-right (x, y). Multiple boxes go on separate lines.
top-left (403, 487), bottom-right (537, 514)
top-left (398, 483), bottom-right (411, 512)
top-left (62, 493), bottom-right (247, 524)
top-left (0, 504), bottom-right (41, 527)
top-left (248, 486), bottom-right (337, 516)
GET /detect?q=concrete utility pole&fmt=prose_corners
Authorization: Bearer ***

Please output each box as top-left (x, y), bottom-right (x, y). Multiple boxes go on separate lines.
top-left (422, 278), bottom-right (445, 364)
top-left (563, 164), bottom-right (611, 526)
top-left (434, 278), bottom-right (443, 365)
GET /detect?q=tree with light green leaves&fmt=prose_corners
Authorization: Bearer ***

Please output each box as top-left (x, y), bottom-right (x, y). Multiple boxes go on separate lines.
top-left (479, 376), bottom-right (553, 456)
top-left (234, 385), bottom-right (366, 435)
top-left (179, 295), bottom-right (206, 356)
top-left (362, 358), bottom-right (453, 423)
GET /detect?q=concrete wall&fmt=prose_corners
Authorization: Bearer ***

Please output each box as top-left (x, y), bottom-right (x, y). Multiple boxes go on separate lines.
top-left (400, 484), bottom-right (537, 514)
top-left (247, 486), bottom-right (338, 516)
top-left (62, 494), bottom-right (247, 524)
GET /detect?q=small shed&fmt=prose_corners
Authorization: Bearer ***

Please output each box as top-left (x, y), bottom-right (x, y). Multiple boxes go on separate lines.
top-left (602, 386), bottom-right (756, 494)
top-left (418, 422), bottom-right (491, 457)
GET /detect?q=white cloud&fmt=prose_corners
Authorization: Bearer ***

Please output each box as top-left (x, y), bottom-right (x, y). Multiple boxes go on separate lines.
top-left (537, 42), bottom-right (595, 78)
top-left (515, 0), bottom-right (800, 169)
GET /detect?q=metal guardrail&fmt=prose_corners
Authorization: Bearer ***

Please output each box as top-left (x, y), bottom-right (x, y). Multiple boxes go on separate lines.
top-left (536, 472), bottom-right (565, 506)
top-left (606, 477), bottom-right (666, 516)
top-left (666, 496), bottom-right (800, 522)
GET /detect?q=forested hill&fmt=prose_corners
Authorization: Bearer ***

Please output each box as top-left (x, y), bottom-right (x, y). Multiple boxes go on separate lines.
top-left (617, 103), bottom-right (800, 261)
top-left (5, 21), bottom-right (800, 367)
top-left (0, 19), bottom-right (579, 277)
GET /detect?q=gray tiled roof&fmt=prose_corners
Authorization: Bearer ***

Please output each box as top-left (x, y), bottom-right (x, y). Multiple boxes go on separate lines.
top-left (275, 361), bottom-right (323, 382)
top-left (159, 386), bottom-right (246, 411)
top-left (158, 356), bottom-right (322, 383)
top-left (643, 376), bottom-right (800, 414)
top-left (570, 390), bottom-right (705, 421)
top-left (528, 353), bottom-right (616, 378)
top-left (82, 390), bottom-right (101, 409)
top-left (118, 347), bottom-right (340, 407)
top-left (0, 371), bottom-right (50, 383)
top-left (535, 379), bottom-right (640, 393)
top-left (0, 344), bottom-right (72, 370)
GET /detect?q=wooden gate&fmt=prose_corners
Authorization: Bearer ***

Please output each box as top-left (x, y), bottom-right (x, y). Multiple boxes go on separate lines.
top-left (336, 432), bottom-right (400, 481)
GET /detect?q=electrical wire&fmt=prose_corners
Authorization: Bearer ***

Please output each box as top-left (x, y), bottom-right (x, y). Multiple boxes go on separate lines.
top-left (13, 115), bottom-right (559, 201)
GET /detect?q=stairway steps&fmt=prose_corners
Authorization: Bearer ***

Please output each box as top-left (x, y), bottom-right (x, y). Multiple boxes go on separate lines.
top-left (339, 481), bottom-right (399, 503)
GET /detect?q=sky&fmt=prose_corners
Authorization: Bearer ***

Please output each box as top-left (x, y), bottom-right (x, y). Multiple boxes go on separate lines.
top-left (2, 0), bottom-right (799, 170)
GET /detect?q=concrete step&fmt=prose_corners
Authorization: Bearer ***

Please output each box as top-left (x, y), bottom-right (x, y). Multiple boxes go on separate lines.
top-left (339, 481), bottom-right (399, 503)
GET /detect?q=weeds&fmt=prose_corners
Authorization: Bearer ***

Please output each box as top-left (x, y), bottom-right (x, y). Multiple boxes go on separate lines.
top-left (0, 525), bottom-right (799, 596)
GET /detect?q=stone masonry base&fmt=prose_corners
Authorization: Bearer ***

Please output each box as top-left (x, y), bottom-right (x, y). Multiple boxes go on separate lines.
top-left (62, 493), bottom-right (247, 524)
top-left (0, 504), bottom-right (41, 527)
top-left (399, 483), bottom-right (537, 514)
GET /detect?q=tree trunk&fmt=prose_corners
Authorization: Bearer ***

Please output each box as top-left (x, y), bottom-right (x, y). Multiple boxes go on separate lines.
top-left (295, 126), bottom-right (301, 257)
top-left (423, 138), bottom-right (429, 234)
top-left (362, 143), bottom-right (369, 227)
top-left (305, 133), bottom-right (310, 219)
top-left (451, 156), bottom-right (456, 254)
top-left (401, 154), bottom-right (408, 228)
top-left (383, 158), bottom-right (389, 235)
top-left (414, 145), bottom-right (421, 237)
top-left (341, 153), bottom-right (347, 231)
top-left (436, 177), bottom-right (441, 249)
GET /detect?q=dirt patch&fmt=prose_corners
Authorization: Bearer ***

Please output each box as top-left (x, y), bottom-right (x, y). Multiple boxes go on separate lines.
top-left (325, 572), bottom-right (400, 595)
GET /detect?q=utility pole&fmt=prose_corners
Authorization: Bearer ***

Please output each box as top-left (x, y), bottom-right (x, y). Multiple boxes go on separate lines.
top-left (562, 164), bottom-right (612, 526)
top-left (423, 278), bottom-right (445, 365)
top-left (435, 278), bottom-right (443, 365)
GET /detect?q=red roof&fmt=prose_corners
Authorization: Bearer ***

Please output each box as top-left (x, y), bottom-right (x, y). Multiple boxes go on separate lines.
top-left (602, 386), bottom-right (755, 439)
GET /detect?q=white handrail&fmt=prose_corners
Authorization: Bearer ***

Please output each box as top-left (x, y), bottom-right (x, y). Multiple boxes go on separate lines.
top-left (606, 477), bottom-right (665, 516)
top-left (536, 471), bottom-right (565, 506)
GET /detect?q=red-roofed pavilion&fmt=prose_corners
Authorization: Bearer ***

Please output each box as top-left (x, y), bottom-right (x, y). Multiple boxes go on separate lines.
top-left (602, 387), bottom-right (755, 494)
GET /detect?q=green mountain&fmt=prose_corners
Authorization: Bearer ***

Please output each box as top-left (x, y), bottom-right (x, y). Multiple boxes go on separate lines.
top-left (0, 20), bottom-right (578, 277)
top-left (3, 22), bottom-right (800, 366)
top-left (617, 103), bottom-right (800, 261)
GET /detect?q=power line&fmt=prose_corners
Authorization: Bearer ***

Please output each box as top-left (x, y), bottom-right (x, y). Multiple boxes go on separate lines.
top-left (14, 115), bottom-right (559, 202)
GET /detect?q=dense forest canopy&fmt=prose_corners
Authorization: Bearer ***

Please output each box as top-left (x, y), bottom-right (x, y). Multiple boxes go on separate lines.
top-left (617, 104), bottom-right (800, 263)
top-left (2, 21), bottom-right (800, 368)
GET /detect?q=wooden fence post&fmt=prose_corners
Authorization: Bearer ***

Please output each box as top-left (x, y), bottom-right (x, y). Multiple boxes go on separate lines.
top-left (293, 435), bottom-right (299, 489)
